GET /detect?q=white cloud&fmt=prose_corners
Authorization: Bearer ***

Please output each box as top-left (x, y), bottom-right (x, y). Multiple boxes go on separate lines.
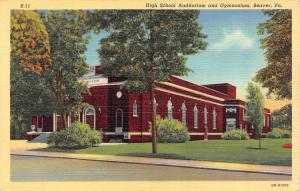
top-left (210, 30), bottom-right (254, 50)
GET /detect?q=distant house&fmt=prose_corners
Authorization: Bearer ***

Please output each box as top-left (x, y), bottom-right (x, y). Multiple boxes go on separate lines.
top-left (29, 66), bottom-right (271, 142)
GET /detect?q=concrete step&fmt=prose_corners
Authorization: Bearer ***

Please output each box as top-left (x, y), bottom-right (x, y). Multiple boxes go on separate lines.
top-left (29, 133), bottom-right (52, 143)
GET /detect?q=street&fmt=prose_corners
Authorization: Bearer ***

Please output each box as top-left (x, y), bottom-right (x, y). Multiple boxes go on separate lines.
top-left (11, 155), bottom-right (291, 181)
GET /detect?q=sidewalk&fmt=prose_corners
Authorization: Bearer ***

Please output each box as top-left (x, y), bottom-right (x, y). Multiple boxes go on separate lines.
top-left (11, 140), bottom-right (292, 176)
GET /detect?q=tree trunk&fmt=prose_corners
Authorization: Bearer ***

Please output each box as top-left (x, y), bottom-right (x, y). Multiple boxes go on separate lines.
top-left (259, 131), bottom-right (262, 149)
top-left (62, 112), bottom-right (68, 129)
top-left (150, 84), bottom-right (158, 153)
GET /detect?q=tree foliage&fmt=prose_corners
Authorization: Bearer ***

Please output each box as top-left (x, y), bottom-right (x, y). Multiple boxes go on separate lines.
top-left (96, 10), bottom-right (207, 152)
top-left (256, 10), bottom-right (292, 100)
top-left (98, 10), bottom-right (207, 91)
top-left (271, 104), bottom-right (292, 130)
top-left (42, 10), bottom-right (91, 127)
top-left (11, 10), bottom-right (51, 74)
top-left (11, 10), bottom-right (54, 138)
top-left (245, 82), bottom-right (264, 148)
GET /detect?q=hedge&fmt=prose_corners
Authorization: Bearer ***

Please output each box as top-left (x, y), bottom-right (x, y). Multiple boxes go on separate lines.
top-left (157, 115), bottom-right (190, 143)
top-left (222, 129), bottom-right (250, 140)
top-left (47, 121), bottom-right (102, 149)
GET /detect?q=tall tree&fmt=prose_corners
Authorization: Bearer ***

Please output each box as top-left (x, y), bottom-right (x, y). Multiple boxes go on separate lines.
top-left (11, 10), bottom-right (53, 138)
top-left (11, 10), bottom-right (51, 74)
top-left (98, 10), bottom-right (207, 153)
top-left (42, 10), bottom-right (91, 128)
top-left (256, 10), bottom-right (292, 100)
top-left (245, 82), bottom-right (265, 149)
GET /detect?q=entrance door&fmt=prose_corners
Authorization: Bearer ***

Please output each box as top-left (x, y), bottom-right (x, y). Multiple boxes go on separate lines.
top-left (226, 118), bottom-right (236, 131)
top-left (86, 115), bottom-right (94, 129)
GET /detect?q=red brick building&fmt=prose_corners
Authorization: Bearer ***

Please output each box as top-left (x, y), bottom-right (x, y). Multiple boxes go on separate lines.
top-left (30, 66), bottom-right (271, 142)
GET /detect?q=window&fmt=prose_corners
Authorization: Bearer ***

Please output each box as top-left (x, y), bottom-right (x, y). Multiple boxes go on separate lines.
top-left (181, 102), bottom-right (187, 126)
top-left (133, 100), bottom-right (137, 117)
top-left (204, 106), bottom-right (208, 124)
top-left (167, 98), bottom-right (173, 119)
top-left (85, 107), bottom-right (95, 115)
top-left (264, 115), bottom-right (266, 126)
top-left (193, 105), bottom-right (198, 128)
top-left (116, 108), bottom-right (123, 127)
top-left (83, 105), bottom-right (96, 129)
top-left (213, 107), bottom-right (217, 129)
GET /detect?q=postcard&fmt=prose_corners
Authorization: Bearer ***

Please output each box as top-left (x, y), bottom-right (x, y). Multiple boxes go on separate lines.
top-left (0, 0), bottom-right (299, 191)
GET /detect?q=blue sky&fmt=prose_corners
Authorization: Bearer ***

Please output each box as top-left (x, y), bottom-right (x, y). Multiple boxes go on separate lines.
top-left (85, 10), bottom-right (275, 103)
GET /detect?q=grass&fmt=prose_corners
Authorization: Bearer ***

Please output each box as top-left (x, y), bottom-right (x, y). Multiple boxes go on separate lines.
top-left (36, 138), bottom-right (292, 166)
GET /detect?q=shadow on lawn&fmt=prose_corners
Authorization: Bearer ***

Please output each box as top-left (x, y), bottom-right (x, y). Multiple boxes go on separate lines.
top-left (246, 147), bottom-right (268, 150)
top-left (30, 147), bottom-right (76, 153)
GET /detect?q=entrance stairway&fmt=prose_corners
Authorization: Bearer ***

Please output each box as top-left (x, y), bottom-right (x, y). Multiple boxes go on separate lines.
top-left (29, 132), bottom-right (52, 143)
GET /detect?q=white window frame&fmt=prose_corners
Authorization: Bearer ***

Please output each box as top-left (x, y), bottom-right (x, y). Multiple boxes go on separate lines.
top-left (212, 107), bottom-right (217, 129)
top-left (83, 105), bottom-right (96, 130)
top-left (204, 106), bottom-right (208, 124)
top-left (167, 98), bottom-right (173, 120)
top-left (181, 102), bottom-right (187, 126)
top-left (133, 100), bottom-right (138, 117)
top-left (193, 105), bottom-right (198, 128)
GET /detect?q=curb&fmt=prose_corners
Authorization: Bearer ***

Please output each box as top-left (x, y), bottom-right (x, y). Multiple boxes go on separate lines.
top-left (11, 152), bottom-right (292, 176)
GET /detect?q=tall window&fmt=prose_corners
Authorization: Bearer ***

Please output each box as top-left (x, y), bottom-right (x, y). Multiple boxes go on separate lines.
top-left (167, 98), bottom-right (173, 119)
top-left (181, 102), bottom-right (187, 126)
top-left (133, 100), bottom-right (137, 117)
top-left (193, 105), bottom-right (198, 128)
top-left (204, 106), bottom-right (208, 124)
top-left (213, 107), bottom-right (217, 129)
top-left (84, 105), bottom-right (96, 129)
top-left (116, 108), bottom-right (123, 127)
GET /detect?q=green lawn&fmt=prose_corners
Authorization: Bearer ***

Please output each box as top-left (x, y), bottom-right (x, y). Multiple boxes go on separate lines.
top-left (40, 138), bottom-right (292, 166)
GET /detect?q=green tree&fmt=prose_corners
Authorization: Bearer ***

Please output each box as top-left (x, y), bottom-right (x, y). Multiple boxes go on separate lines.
top-left (10, 61), bottom-right (56, 138)
top-left (11, 10), bottom-right (51, 74)
top-left (245, 82), bottom-right (265, 149)
top-left (271, 104), bottom-right (292, 130)
top-left (98, 10), bottom-right (207, 153)
top-left (11, 10), bottom-right (53, 138)
top-left (256, 10), bottom-right (291, 100)
top-left (42, 10), bottom-right (91, 128)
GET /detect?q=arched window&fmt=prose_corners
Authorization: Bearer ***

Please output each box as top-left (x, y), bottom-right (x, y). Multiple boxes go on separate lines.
top-left (83, 105), bottom-right (96, 129)
top-left (181, 102), bottom-right (187, 126)
top-left (213, 107), bottom-right (217, 129)
top-left (116, 108), bottom-right (123, 128)
top-left (204, 106), bottom-right (208, 124)
top-left (167, 98), bottom-right (173, 120)
top-left (193, 105), bottom-right (198, 128)
top-left (133, 100), bottom-right (138, 117)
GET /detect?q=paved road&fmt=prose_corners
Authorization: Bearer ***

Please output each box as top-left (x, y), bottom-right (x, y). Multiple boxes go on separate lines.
top-left (11, 155), bottom-right (291, 181)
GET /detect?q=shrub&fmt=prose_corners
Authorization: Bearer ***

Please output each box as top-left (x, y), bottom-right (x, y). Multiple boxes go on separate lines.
top-left (266, 128), bottom-right (291, 138)
top-left (47, 121), bottom-right (102, 149)
top-left (157, 115), bottom-right (190, 143)
top-left (222, 129), bottom-right (250, 140)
